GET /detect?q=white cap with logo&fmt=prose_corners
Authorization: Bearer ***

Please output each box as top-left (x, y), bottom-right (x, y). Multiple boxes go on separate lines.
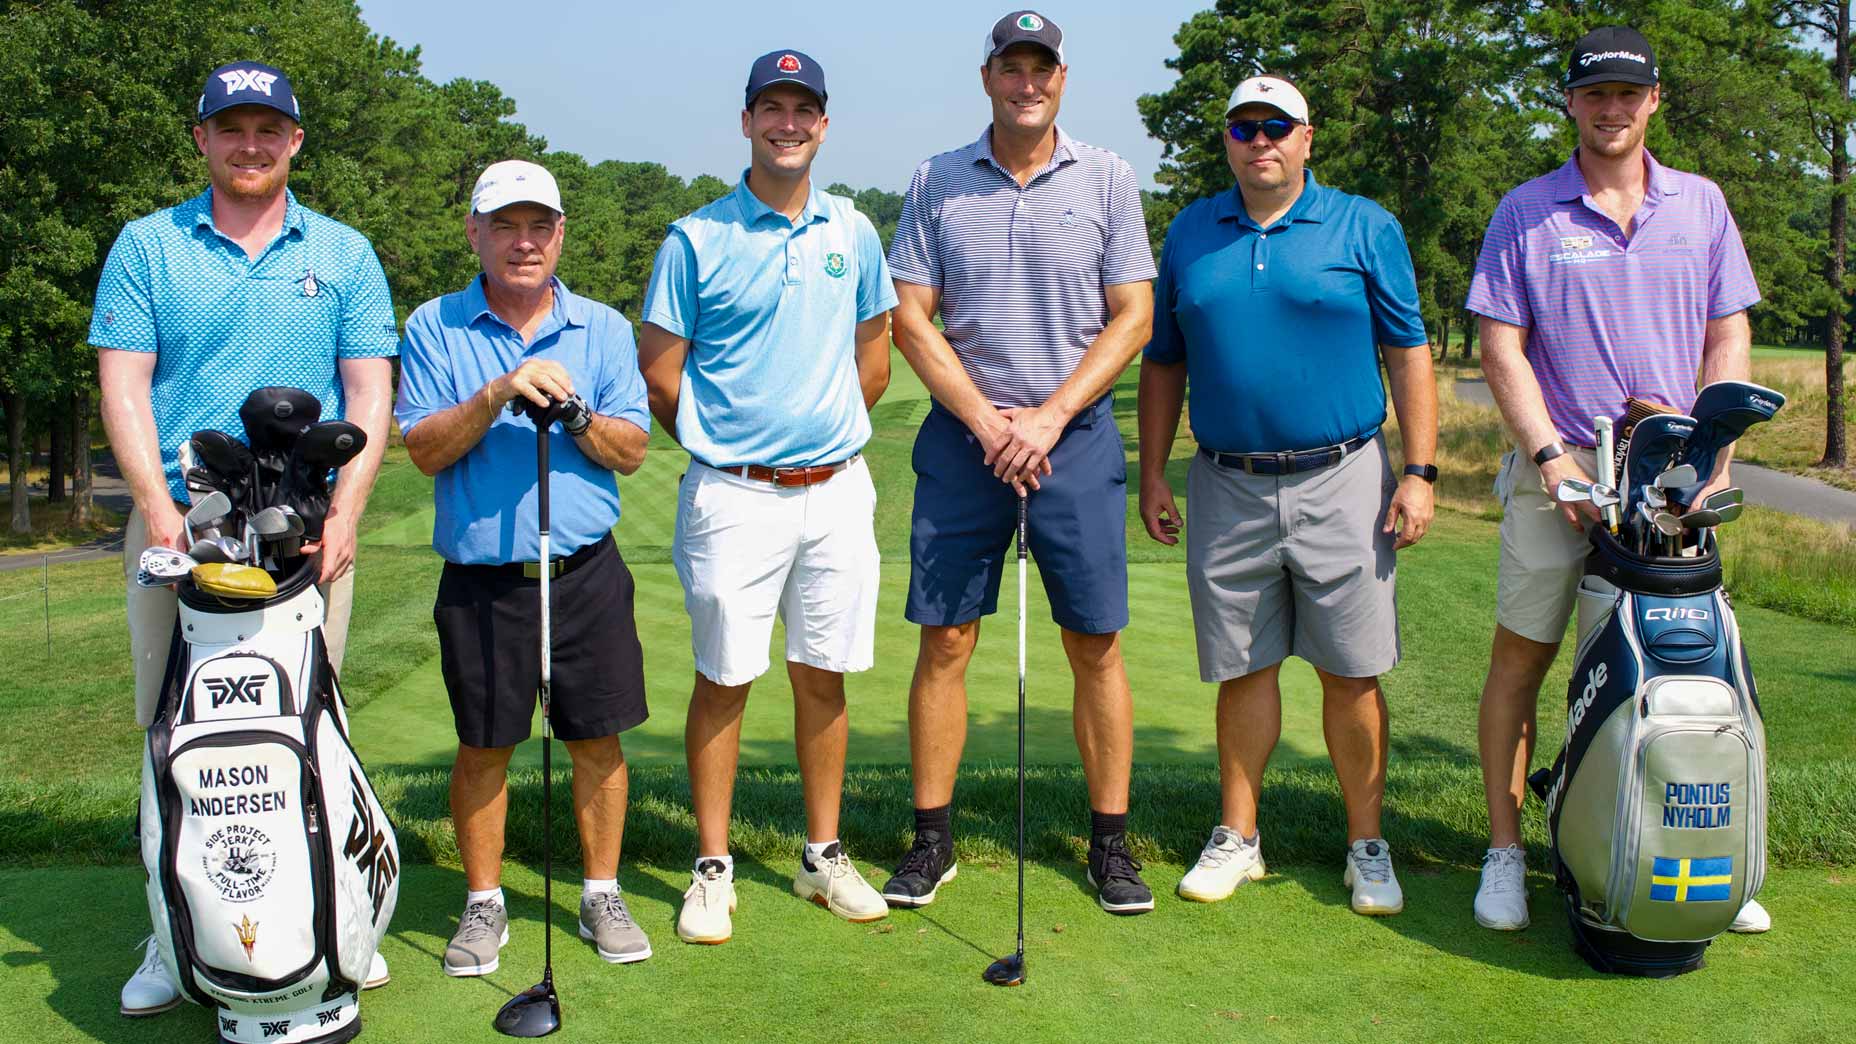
top-left (1225, 76), bottom-right (1309, 123)
top-left (470, 160), bottom-right (563, 216)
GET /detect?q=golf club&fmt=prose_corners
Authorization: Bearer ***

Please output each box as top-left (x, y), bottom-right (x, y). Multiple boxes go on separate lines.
top-left (1552, 478), bottom-right (1621, 513)
top-left (1701, 487), bottom-right (1744, 513)
top-left (1672, 381), bottom-right (1786, 504)
top-left (1620, 412), bottom-right (1696, 522)
top-left (983, 493), bottom-right (1029, 989)
top-left (1681, 502), bottom-right (1744, 530)
top-left (136, 547), bottom-right (198, 587)
top-left (187, 538), bottom-right (234, 565)
top-left (494, 398), bottom-right (567, 1038)
top-left (184, 490), bottom-right (233, 546)
top-left (191, 429), bottom-right (258, 513)
top-left (1595, 415), bottom-right (1618, 531)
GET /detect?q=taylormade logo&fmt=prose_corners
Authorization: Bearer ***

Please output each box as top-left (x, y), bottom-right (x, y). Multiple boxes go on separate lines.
top-left (1580, 50), bottom-right (1647, 66)
top-left (1569, 662), bottom-right (1609, 732)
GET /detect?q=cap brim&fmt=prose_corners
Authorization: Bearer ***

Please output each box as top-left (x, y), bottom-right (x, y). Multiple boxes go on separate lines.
top-left (199, 99), bottom-right (299, 124)
top-left (473, 197), bottom-right (563, 216)
top-left (1565, 72), bottom-right (1658, 89)
top-left (747, 78), bottom-right (826, 107)
top-left (1226, 101), bottom-right (1298, 120)
top-left (987, 39), bottom-right (1062, 63)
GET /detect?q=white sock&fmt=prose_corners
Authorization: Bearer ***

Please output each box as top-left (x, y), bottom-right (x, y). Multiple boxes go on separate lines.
top-left (804, 839), bottom-right (840, 865)
top-left (466, 886), bottom-right (505, 909)
top-left (583, 878), bottom-right (618, 895)
top-left (695, 854), bottom-right (734, 877)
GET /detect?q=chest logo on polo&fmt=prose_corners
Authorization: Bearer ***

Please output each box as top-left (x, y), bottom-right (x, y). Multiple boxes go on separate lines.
top-left (1549, 232), bottom-right (1614, 266)
top-left (1559, 234), bottom-right (1593, 251)
top-left (301, 268), bottom-right (319, 298)
top-left (1058, 207), bottom-right (1076, 227)
top-left (824, 252), bottom-right (847, 278)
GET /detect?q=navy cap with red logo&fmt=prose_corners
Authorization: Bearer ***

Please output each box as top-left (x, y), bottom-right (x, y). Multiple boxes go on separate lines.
top-left (197, 61), bottom-right (301, 124)
top-left (745, 50), bottom-right (827, 110)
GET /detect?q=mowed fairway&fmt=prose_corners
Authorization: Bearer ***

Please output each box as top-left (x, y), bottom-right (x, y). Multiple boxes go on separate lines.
top-left (1, 355), bottom-right (1851, 1042)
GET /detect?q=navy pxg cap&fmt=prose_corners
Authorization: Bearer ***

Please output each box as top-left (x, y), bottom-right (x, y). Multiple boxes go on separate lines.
top-left (746, 50), bottom-right (827, 110)
top-left (198, 61), bottom-right (301, 123)
top-left (1565, 26), bottom-right (1658, 90)
top-left (985, 10), bottom-right (1064, 64)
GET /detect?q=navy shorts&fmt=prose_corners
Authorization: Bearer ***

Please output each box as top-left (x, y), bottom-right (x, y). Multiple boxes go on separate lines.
top-left (905, 397), bottom-right (1129, 634)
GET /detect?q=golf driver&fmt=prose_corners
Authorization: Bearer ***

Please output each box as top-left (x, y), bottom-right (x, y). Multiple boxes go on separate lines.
top-left (983, 494), bottom-right (1029, 989)
top-left (494, 398), bottom-right (568, 1039)
top-left (1595, 416), bottom-right (1618, 531)
top-left (1672, 381), bottom-right (1787, 505)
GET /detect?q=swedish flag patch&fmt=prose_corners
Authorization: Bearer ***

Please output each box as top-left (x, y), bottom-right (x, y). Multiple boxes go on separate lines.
top-left (1649, 856), bottom-right (1733, 902)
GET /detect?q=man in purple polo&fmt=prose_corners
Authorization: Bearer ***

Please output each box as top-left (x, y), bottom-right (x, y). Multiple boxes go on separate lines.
top-left (1464, 25), bottom-right (1767, 933)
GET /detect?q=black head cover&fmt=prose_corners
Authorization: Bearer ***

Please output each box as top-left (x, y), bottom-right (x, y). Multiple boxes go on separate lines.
top-left (239, 387), bottom-right (322, 455)
top-left (296, 421), bottom-right (367, 471)
top-left (190, 429), bottom-right (254, 475)
top-left (494, 978), bottom-right (561, 1037)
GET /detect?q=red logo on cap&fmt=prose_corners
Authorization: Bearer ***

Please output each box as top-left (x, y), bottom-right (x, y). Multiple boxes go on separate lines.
top-left (777, 54), bottom-right (801, 73)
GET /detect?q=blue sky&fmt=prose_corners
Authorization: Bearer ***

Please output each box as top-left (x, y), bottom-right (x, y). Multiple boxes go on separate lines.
top-left (356, 1), bottom-right (1207, 191)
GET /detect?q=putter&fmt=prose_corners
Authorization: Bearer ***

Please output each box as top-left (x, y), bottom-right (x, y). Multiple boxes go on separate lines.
top-left (1595, 416), bottom-right (1618, 532)
top-left (494, 400), bottom-right (566, 1039)
top-left (1672, 381), bottom-right (1786, 505)
top-left (983, 494), bottom-right (1029, 989)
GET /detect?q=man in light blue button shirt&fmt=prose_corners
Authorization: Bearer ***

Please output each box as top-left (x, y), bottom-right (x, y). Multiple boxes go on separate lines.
top-left (639, 49), bottom-right (896, 945)
top-left (397, 160), bottom-right (656, 972)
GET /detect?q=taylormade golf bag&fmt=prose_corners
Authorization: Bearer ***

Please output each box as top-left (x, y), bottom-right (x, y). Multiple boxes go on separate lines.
top-left (141, 559), bottom-right (399, 1043)
top-left (1531, 526), bottom-right (1766, 977)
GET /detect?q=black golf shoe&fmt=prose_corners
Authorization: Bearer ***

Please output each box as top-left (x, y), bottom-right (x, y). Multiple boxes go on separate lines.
top-left (1087, 833), bottom-right (1155, 914)
top-left (881, 829), bottom-right (957, 907)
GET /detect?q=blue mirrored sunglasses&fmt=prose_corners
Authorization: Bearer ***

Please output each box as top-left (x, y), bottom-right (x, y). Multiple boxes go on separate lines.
top-left (1228, 118), bottom-right (1302, 143)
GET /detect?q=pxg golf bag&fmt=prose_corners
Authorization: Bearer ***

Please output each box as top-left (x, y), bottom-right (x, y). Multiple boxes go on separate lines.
top-left (141, 388), bottom-right (399, 1043)
top-left (1530, 526), bottom-right (1766, 976)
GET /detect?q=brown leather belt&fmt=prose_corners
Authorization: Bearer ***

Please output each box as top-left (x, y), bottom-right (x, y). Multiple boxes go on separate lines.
top-left (706, 456), bottom-right (855, 488)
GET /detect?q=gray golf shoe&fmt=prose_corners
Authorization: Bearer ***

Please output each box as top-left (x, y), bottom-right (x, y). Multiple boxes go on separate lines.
top-left (579, 890), bottom-right (652, 964)
top-left (443, 899), bottom-right (509, 977)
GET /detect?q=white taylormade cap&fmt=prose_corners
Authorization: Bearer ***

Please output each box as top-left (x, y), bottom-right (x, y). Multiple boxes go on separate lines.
top-left (470, 160), bottom-right (563, 216)
top-left (1225, 76), bottom-right (1309, 123)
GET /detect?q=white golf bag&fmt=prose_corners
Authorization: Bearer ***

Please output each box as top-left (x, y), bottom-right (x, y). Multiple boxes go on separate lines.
top-left (1531, 527), bottom-right (1767, 976)
top-left (141, 562), bottom-right (400, 1043)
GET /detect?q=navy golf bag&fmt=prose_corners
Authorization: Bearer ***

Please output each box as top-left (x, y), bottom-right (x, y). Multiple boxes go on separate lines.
top-left (140, 555), bottom-right (400, 1043)
top-left (1531, 526), bottom-right (1767, 976)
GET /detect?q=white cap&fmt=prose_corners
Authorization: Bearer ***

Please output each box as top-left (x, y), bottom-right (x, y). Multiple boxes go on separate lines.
top-left (470, 160), bottom-right (563, 216)
top-left (1225, 76), bottom-right (1308, 123)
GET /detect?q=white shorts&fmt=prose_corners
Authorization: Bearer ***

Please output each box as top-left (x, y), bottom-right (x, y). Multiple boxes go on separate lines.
top-left (1495, 446), bottom-right (1601, 644)
top-left (672, 457), bottom-right (880, 686)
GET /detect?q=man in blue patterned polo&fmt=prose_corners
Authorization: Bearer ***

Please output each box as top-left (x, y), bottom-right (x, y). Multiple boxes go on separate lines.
top-left (92, 60), bottom-right (398, 1019)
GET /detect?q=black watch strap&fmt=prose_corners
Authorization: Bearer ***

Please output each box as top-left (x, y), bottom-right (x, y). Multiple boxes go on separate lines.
top-left (1403, 463), bottom-right (1438, 484)
top-left (1532, 442), bottom-right (1566, 467)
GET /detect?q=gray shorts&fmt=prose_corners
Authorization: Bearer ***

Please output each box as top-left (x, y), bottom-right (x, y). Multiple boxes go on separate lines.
top-left (1185, 436), bottom-right (1400, 682)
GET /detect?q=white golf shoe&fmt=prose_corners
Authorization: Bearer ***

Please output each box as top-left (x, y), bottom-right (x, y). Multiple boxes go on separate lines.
top-left (120, 935), bottom-right (181, 1017)
top-left (1343, 838), bottom-right (1404, 916)
top-left (678, 859), bottom-right (736, 945)
top-left (1177, 827), bottom-right (1265, 903)
top-left (1729, 898), bottom-right (1771, 934)
top-left (793, 842), bottom-right (888, 923)
top-left (1473, 845), bottom-right (1530, 930)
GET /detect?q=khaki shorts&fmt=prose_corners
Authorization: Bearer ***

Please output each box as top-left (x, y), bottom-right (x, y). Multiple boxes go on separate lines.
top-left (1493, 446), bottom-right (1600, 644)
top-left (125, 507), bottom-right (354, 726)
top-left (1185, 435), bottom-right (1400, 683)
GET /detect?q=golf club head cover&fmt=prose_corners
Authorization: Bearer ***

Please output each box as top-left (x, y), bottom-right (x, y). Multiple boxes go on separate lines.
top-left (277, 421), bottom-right (366, 541)
top-left (239, 387), bottom-right (323, 453)
top-left (1671, 381), bottom-right (1786, 507)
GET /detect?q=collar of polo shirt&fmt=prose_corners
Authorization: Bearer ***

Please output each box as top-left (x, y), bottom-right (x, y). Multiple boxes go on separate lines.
top-left (1214, 168), bottom-right (1330, 229)
top-left (1552, 147), bottom-right (1683, 205)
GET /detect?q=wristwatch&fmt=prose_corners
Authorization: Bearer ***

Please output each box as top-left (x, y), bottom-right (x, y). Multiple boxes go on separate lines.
top-left (1532, 442), bottom-right (1566, 467)
top-left (1403, 464), bottom-right (1438, 484)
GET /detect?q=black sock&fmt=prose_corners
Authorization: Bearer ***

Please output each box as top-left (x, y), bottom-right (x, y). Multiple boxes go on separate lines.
top-left (914, 803), bottom-right (952, 839)
top-left (1090, 810), bottom-right (1128, 842)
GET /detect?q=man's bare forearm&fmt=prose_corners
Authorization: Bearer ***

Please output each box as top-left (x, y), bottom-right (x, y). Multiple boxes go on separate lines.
top-left (1136, 359), bottom-right (1186, 484)
top-left (1382, 344), bottom-right (1438, 468)
top-left (855, 315), bottom-right (892, 410)
top-left (403, 383), bottom-right (500, 476)
top-left (1479, 317), bottom-right (1561, 454)
top-left (330, 359), bottom-right (393, 519)
top-left (1043, 284), bottom-right (1154, 422)
top-left (575, 415), bottom-right (648, 474)
top-left (96, 349), bottom-right (175, 513)
top-left (891, 287), bottom-right (997, 433)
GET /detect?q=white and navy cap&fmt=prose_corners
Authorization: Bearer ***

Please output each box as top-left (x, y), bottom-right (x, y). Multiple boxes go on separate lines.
top-left (984, 10), bottom-right (1064, 64)
top-left (1225, 75), bottom-right (1308, 123)
top-left (198, 61), bottom-right (300, 123)
top-left (470, 160), bottom-right (563, 216)
top-left (1566, 26), bottom-right (1659, 89)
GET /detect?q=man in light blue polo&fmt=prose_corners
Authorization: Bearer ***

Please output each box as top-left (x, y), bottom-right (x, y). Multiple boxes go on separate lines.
top-left (883, 11), bottom-right (1157, 916)
top-left (638, 49), bottom-right (896, 945)
top-left (397, 159), bottom-right (655, 974)
top-left (93, 60), bottom-right (398, 1018)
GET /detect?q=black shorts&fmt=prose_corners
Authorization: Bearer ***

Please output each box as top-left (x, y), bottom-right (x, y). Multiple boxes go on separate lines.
top-left (434, 534), bottom-right (648, 748)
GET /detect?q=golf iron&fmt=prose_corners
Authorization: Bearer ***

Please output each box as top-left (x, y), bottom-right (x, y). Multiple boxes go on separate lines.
top-left (983, 494), bottom-right (1029, 989)
top-left (494, 397), bottom-right (570, 1038)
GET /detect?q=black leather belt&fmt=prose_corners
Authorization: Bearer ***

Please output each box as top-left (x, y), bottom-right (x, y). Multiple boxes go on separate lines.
top-left (449, 532), bottom-right (610, 580)
top-left (1201, 435), bottom-right (1371, 476)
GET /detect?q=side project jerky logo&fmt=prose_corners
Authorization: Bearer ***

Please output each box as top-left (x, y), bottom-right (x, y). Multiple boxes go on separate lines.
top-left (342, 770), bottom-right (398, 922)
top-left (202, 823), bottom-right (278, 903)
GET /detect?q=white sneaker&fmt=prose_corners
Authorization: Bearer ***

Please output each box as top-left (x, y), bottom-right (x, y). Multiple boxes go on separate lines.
top-left (1729, 898), bottom-right (1771, 934)
top-left (1473, 845), bottom-right (1530, 930)
top-left (793, 842), bottom-right (888, 923)
top-left (364, 950), bottom-right (389, 989)
top-left (678, 859), bottom-right (737, 944)
top-left (1343, 838), bottom-right (1404, 916)
top-left (1177, 827), bottom-right (1265, 903)
top-left (120, 935), bottom-right (181, 1017)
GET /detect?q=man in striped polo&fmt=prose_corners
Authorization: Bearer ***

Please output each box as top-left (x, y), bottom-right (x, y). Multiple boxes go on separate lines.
top-left (882, 10), bottom-right (1158, 915)
top-left (1465, 26), bottom-right (1767, 933)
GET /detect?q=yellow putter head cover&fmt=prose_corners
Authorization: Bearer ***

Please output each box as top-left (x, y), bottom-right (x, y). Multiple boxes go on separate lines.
top-left (191, 562), bottom-right (278, 600)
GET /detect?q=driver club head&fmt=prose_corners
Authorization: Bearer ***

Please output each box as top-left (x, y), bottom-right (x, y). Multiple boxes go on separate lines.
top-left (983, 952), bottom-right (1026, 987)
top-left (493, 978), bottom-right (561, 1037)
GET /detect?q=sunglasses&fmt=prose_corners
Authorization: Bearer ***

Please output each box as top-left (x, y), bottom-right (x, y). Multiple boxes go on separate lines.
top-left (1228, 118), bottom-right (1302, 143)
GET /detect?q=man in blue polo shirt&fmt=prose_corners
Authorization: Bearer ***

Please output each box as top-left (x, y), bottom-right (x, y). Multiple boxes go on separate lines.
top-left (1139, 76), bottom-right (1437, 916)
top-left (883, 11), bottom-right (1158, 915)
top-left (638, 50), bottom-right (896, 945)
top-left (397, 160), bottom-right (655, 973)
top-left (92, 61), bottom-right (398, 1018)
